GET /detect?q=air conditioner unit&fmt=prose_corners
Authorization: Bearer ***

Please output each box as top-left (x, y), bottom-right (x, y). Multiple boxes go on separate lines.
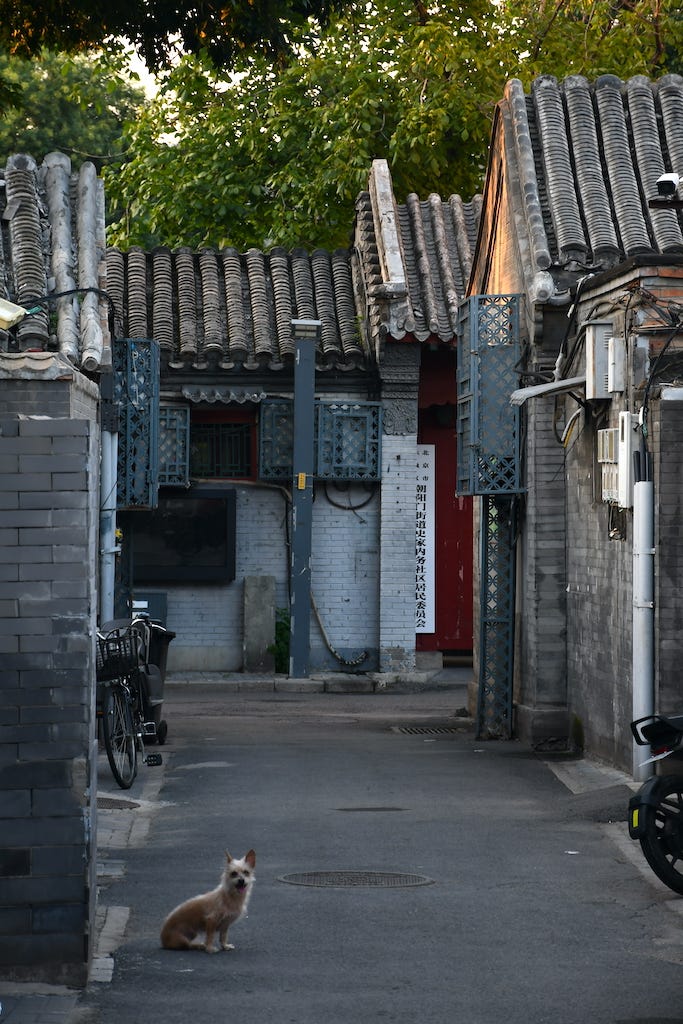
top-left (585, 321), bottom-right (613, 400)
top-left (618, 411), bottom-right (638, 508)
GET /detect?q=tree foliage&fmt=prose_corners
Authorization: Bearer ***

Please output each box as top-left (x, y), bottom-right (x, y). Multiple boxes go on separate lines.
top-left (0, 50), bottom-right (145, 170)
top-left (105, 0), bottom-right (683, 252)
top-left (0, 0), bottom-right (344, 72)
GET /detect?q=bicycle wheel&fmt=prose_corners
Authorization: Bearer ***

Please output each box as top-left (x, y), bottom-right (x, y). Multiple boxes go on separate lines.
top-left (639, 774), bottom-right (683, 895)
top-left (102, 683), bottom-right (138, 789)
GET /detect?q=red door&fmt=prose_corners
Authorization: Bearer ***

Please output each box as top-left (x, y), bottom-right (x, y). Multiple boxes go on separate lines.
top-left (417, 349), bottom-right (473, 653)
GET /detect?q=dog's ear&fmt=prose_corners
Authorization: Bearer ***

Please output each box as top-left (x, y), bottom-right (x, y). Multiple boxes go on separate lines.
top-left (225, 850), bottom-right (232, 863)
top-left (245, 849), bottom-right (256, 868)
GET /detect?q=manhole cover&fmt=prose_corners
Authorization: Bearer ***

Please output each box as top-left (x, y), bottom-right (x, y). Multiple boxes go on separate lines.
top-left (393, 725), bottom-right (462, 736)
top-left (279, 871), bottom-right (434, 888)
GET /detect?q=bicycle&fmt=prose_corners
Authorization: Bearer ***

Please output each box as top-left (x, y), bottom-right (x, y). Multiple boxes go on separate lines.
top-left (96, 618), bottom-right (165, 789)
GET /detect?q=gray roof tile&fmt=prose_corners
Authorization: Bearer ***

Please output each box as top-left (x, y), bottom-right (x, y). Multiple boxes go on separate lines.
top-left (0, 153), bottom-right (110, 371)
top-left (353, 160), bottom-right (480, 354)
top-left (106, 244), bottom-right (367, 372)
top-left (503, 73), bottom-right (683, 276)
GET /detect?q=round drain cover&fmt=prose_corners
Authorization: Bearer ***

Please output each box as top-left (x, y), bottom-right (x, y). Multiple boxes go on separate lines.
top-left (278, 871), bottom-right (434, 888)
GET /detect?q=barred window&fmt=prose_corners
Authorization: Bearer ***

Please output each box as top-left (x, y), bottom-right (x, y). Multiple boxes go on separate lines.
top-left (190, 418), bottom-right (255, 479)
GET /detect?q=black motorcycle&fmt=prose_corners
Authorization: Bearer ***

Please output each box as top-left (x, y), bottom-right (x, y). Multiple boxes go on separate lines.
top-left (629, 714), bottom-right (683, 895)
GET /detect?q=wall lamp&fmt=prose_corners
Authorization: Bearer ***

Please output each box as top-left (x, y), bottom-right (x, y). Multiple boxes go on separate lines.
top-left (291, 318), bottom-right (322, 342)
top-left (0, 298), bottom-right (31, 330)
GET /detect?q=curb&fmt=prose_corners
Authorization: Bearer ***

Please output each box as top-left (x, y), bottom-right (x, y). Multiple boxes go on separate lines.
top-left (165, 671), bottom-right (471, 694)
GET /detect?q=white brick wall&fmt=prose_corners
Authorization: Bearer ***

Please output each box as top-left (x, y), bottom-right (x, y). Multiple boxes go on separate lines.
top-left (164, 482), bottom-right (381, 672)
top-left (378, 434), bottom-right (418, 671)
top-left (311, 481), bottom-right (379, 667)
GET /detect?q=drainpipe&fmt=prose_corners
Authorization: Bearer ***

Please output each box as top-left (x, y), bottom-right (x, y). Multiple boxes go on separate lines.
top-left (632, 448), bottom-right (655, 781)
top-left (99, 373), bottom-right (119, 625)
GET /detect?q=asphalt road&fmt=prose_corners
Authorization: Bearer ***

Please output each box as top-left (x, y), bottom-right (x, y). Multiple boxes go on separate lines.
top-left (76, 685), bottom-right (683, 1024)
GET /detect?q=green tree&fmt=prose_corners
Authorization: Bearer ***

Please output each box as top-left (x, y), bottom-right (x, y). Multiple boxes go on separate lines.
top-left (105, 0), bottom-right (683, 252)
top-left (0, 0), bottom-right (345, 72)
top-left (0, 50), bottom-right (145, 170)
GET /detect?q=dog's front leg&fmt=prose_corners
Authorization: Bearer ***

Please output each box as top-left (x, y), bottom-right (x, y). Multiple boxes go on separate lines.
top-left (219, 926), bottom-right (234, 951)
top-left (203, 926), bottom-right (218, 953)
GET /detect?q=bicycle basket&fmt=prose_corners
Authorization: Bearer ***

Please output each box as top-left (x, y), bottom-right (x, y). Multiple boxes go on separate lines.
top-left (96, 631), bottom-right (142, 681)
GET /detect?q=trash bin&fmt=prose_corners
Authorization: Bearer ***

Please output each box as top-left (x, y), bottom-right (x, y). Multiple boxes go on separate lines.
top-left (148, 623), bottom-right (176, 683)
top-left (142, 623), bottom-right (175, 744)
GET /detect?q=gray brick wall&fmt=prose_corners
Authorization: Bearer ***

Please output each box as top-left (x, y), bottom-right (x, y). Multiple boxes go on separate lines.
top-left (516, 396), bottom-right (568, 710)
top-left (654, 397), bottom-right (683, 716)
top-left (0, 373), bottom-right (97, 421)
top-left (378, 433), bottom-right (418, 672)
top-left (563, 405), bottom-right (634, 768)
top-left (0, 402), bottom-right (98, 985)
top-left (514, 391), bottom-right (637, 762)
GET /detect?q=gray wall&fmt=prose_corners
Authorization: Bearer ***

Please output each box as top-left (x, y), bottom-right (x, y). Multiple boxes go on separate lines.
top-left (655, 396), bottom-right (683, 716)
top-left (0, 369), bottom-right (99, 984)
top-left (514, 396), bottom-right (570, 746)
top-left (157, 481), bottom-right (381, 673)
top-left (563, 407), bottom-right (634, 769)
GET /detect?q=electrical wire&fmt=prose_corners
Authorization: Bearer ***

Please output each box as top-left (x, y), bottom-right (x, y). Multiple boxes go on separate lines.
top-left (23, 286), bottom-right (116, 317)
top-left (322, 480), bottom-right (376, 516)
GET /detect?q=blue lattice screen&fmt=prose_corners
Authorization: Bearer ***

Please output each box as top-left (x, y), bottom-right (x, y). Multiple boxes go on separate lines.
top-left (317, 403), bottom-right (382, 480)
top-left (260, 400), bottom-right (381, 481)
top-left (113, 339), bottom-right (160, 508)
top-left (457, 295), bottom-right (522, 495)
top-left (259, 401), bottom-right (295, 481)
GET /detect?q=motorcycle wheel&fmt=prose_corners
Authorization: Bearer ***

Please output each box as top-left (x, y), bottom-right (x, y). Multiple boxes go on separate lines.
top-left (639, 774), bottom-right (683, 895)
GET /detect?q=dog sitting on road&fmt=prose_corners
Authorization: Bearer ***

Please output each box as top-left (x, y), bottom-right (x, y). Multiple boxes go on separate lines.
top-left (160, 849), bottom-right (255, 953)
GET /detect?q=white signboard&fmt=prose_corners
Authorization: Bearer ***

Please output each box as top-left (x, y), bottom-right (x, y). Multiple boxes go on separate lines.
top-left (415, 445), bottom-right (436, 633)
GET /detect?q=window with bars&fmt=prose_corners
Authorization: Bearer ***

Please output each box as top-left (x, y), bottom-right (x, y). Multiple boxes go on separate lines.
top-left (159, 405), bottom-right (190, 486)
top-left (157, 399), bottom-right (382, 486)
top-left (190, 419), bottom-right (255, 479)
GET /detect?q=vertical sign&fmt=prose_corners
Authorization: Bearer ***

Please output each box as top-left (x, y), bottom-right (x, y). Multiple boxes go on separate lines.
top-left (416, 445), bottom-right (436, 633)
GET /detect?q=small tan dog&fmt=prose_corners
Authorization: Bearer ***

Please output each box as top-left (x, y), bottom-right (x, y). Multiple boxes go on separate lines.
top-left (160, 849), bottom-right (255, 953)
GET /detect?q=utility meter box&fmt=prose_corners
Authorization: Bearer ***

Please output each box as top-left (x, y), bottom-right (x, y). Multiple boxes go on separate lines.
top-left (618, 411), bottom-right (638, 508)
top-left (585, 321), bottom-right (613, 400)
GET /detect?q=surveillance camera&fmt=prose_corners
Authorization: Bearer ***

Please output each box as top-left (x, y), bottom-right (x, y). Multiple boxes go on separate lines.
top-left (657, 172), bottom-right (681, 196)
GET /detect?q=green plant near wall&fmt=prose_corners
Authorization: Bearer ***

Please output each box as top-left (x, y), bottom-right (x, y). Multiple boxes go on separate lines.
top-left (269, 607), bottom-right (290, 674)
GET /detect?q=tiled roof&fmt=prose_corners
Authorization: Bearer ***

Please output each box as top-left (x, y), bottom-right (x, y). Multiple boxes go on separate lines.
top-left (0, 153), bottom-right (110, 372)
top-left (0, 155), bottom-right (367, 376)
top-left (353, 160), bottom-right (481, 357)
top-left (106, 245), bottom-right (367, 372)
top-left (498, 73), bottom-right (683, 299)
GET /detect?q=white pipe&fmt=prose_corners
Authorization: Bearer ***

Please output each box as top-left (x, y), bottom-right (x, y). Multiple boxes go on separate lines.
top-left (99, 430), bottom-right (118, 624)
top-left (632, 479), bottom-right (655, 781)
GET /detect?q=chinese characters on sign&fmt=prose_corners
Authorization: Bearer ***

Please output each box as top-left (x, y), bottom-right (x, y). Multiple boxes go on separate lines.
top-left (416, 445), bottom-right (435, 633)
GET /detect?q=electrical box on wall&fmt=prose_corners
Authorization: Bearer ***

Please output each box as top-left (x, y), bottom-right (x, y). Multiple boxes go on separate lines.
top-left (585, 321), bottom-right (613, 400)
top-left (596, 413), bottom-right (638, 506)
top-left (608, 335), bottom-right (626, 393)
top-left (597, 426), bottom-right (619, 502)
top-left (618, 411), bottom-right (638, 508)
